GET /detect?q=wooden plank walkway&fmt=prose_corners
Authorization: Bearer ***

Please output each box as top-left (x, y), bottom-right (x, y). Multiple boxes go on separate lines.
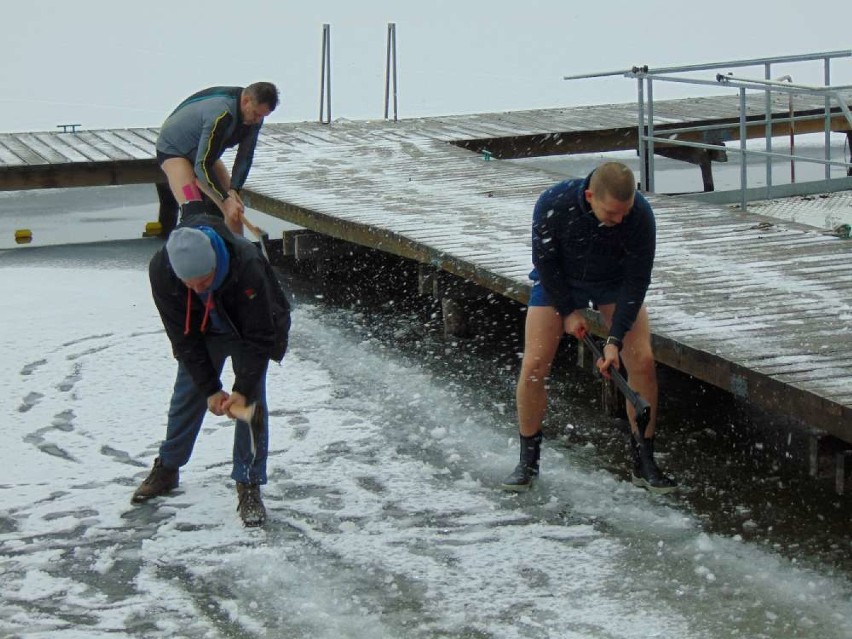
top-left (262, 92), bottom-right (852, 158)
top-left (1, 92), bottom-right (851, 188)
top-left (244, 126), bottom-right (852, 445)
top-left (0, 95), bottom-right (850, 443)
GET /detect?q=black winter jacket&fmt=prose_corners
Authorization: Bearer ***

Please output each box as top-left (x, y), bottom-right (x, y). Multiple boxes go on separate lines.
top-left (149, 215), bottom-right (290, 399)
top-left (531, 173), bottom-right (655, 341)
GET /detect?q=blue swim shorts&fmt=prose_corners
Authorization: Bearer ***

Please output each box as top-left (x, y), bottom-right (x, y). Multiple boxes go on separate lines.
top-left (527, 269), bottom-right (620, 311)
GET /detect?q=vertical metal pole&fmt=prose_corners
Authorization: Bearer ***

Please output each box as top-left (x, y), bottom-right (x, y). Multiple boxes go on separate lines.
top-left (824, 57), bottom-right (832, 179)
top-left (739, 87), bottom-right (748, 212)
top-left (319, 24), bottom-right (327, 123)
top-left (790, 89), bottom-right (796, 184)
top-left (764, 62), bottom-right (773, 189)
top-left (384, 24), bottom-right (391, 119)
top-left (326, 24), bottom-right (332, 124)
top-left (384, 23), bottom-right (399, 120)
top-left (647, 78), bottom-right (655, 193)
top-left (391, 25), bottom-right (398, 120)
top-left (637, 76), bottom-right (646, 192)
top-left (319, 24), bottom-right (332, 124)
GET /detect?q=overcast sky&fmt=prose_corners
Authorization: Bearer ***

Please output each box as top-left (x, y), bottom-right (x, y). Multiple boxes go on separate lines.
top-left (2, 0), bottom-right (851, 132)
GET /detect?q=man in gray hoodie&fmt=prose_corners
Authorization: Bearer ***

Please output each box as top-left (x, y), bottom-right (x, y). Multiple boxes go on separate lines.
top-left (155, 82), bottom-right (279, 235)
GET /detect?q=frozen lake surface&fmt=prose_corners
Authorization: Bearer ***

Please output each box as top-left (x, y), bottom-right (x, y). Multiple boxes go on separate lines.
top-left (1, 189), bottom-right (851, 638)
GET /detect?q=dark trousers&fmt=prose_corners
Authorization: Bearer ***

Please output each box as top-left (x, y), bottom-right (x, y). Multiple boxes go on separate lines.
top-left (158, 333), bottom-right (269, 485)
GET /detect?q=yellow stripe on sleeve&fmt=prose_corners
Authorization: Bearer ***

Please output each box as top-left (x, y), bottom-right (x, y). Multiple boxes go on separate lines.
top-left (201, 110), bottom-right (230, 199)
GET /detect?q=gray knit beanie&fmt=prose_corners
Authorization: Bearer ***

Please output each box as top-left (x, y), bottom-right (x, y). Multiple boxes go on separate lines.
top-left (166, 227), bottom-right (216, 280)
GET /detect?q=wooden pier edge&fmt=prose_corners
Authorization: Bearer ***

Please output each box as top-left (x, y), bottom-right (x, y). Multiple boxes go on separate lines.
top-left (0, 160), bottom-right (160, 191)
top-left (247, 189), bottom-right (852, 445)
top-left (245, 190), bottom-right (528, 303)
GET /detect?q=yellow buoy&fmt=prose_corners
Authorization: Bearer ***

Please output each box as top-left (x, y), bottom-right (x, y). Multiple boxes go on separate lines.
top-left (14, 229), bottom-right (33, 244)
top-left (142, 221), bottom-right (163, 238)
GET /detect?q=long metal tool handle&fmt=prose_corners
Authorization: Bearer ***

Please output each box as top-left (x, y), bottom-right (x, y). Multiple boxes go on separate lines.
top-left (240, 212), bottom-right (271, 262)
top-left (582, 334), bottom-right (650, 438)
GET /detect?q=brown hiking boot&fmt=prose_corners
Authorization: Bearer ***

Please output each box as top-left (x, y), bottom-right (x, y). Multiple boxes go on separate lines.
top-left (131, 457), bottom-right (179, 504)
top-left (236, 482), bottom-right (266, 527)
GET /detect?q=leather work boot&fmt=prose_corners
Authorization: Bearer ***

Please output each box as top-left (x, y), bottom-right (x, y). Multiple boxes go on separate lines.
top-left (236, 482), bottom-right (267, 527)
top-left (501, 431), bottom-right (543, 492)
top-left (131, 457), bottom-right (179, 504)
top-left (631, 437), bottom-right (678, 494)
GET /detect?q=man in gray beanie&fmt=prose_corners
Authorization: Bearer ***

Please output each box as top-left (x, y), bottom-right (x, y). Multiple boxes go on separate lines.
top-left (165, 227), bottom-right (216, 281)
top-left (135, 214), bottom-right (291, 527)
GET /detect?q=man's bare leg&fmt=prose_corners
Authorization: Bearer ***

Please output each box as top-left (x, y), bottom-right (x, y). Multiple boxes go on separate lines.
top-left (516, 306), bottom-right (564, 436)
top-left (596, 304), bottom-right (657, 437)
top-left (160, 158), bottom-right (198, 206)
top-left (502, 306), bottom-right (563, 491)
top-left (597, 304), bottom-right (676, 493)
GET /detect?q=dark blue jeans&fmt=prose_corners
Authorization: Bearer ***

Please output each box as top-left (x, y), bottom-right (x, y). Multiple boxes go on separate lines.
top-left (158, 333), bottom-right (269, 485)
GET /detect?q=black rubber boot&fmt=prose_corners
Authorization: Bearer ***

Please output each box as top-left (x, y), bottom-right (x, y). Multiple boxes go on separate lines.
top-left (630, 436), bottom-right (677, 494)
top-left (156, 183), bottom-right (178, 236)
top-left (179, 199), bottom-right (210, 223)
top-left (501, 431), bottom-right (543, 492)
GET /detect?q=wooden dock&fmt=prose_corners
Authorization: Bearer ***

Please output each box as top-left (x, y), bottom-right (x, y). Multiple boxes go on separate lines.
top-left (1, 94), bottom-right (850, 452)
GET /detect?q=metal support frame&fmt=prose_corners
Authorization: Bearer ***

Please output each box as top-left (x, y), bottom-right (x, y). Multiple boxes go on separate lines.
top-left (765, 64), bottom-right (773, 188)
top-left (647, 78), bottom-right (655, 192)
top-left (739, 88), bottom-right (748, 212)
top-left (566, 50), bottom-right (852, 206)
top-left (645, 71), bottom-right (852, 207)
top-left (825, 59), bottom-right (833, 179)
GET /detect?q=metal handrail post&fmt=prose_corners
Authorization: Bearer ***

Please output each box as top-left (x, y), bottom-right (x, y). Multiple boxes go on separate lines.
top-left (647, 77), bottom-right (655, 193)
top-left (391, 25), bottom-right (398, 120)
top-left (319, 25), bottom-right (327, 122)
top-left (637, 75), bottom-right (646, 191)
top-left (788, 80), bottom-right (796, 184)
top-left (824, 57), bottom-right (832, 179)
top-left (764, 62), bottom-right (773, 188)
top-left (384, 23), bottom-right (399, 120)
top-left (833, 93), bottom-right (852, 129)
top-left (739, 87), bottom-right (748, 212)
top-left (319, 24), bottom-right (332, 124)
top-left (326, 26), bottom-right (332, 124)
top-left (384, 25), bottom-right (391, 119)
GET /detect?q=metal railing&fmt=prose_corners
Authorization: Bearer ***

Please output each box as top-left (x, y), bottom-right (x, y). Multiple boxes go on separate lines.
top-left (565, 51), bottom-right (852, 210)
